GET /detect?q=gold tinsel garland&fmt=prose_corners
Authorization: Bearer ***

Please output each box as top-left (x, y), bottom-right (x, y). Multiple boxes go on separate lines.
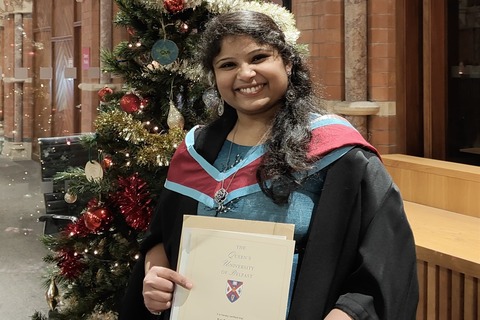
top-left (95, 109), bottom-right (185, 167)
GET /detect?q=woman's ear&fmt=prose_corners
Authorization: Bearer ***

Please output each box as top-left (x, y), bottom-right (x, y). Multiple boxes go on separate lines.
top-left (207, 71), bottom-right (216, 87)
top-left (286, 63), bottom-right (292, 76)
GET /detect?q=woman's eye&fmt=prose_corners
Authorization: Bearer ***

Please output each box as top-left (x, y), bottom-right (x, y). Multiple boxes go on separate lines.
top-left (252, 54), bottom-right (269, 63)
top-left (219, 62), bottom-right (235, 69)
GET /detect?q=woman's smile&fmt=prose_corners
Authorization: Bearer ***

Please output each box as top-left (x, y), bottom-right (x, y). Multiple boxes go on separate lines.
top-left (237, 84), bottom-right (265, 95)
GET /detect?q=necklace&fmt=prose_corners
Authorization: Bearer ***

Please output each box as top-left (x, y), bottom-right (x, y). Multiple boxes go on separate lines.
top-left (213, 127), bottom-right (264, 213)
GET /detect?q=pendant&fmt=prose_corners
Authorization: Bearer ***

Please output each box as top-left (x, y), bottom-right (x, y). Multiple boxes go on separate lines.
top-left (214, 188), bottom-right (228, 206)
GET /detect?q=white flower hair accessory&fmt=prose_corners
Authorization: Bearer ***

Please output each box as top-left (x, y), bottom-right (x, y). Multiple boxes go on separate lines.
top-left (142, 0), bottom-right (300, 47)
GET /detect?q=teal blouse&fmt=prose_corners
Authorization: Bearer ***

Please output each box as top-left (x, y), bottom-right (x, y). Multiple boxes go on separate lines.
top-left (197, 141), bottom-right (326, 312)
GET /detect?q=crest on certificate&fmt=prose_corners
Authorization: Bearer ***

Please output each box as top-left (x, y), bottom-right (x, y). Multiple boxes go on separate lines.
top-left (226, 280), bottom-right (243, 303)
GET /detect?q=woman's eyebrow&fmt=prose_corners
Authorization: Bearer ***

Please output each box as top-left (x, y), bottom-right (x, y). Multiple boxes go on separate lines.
top-left (214, 48), bottom-right (272, 66)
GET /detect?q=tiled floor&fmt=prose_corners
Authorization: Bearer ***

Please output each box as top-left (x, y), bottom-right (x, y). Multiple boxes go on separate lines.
top-left (0, 155), bottom-right (50, 319)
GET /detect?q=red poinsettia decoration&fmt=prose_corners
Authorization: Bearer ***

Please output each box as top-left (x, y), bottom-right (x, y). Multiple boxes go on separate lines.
top-left (164, 0), bottom-right (184, 13)
top-left (62, 215), bottom-right (91, 238)
top-left (113, 173), bottom-right (153, 231)
top-left (57, 248), bottom-right (85, 279)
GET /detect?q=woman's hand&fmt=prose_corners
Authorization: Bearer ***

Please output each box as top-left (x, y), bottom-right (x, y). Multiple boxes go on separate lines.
top-left (143, 266), bottom-right (193, 314)
top-left (324, 308), bottom-right (353, 320)
top-left (142, 243), bottom-right (193, 315)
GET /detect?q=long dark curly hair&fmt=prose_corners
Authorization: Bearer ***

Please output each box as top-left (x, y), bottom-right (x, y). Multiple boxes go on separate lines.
top-left (198, 10), bottom-right (325, 204)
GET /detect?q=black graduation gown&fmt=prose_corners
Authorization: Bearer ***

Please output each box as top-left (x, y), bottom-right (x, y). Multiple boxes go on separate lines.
top-left (119, 120), bottom-right (418, 320)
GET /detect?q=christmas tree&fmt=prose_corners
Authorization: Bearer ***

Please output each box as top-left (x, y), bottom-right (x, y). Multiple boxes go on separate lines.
top-left (32, 1), bottom-right (299, 319)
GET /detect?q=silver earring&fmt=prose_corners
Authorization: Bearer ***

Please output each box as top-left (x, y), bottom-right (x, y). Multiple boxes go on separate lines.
top-left (202, 87), bottom-right (222, 110)
top-left (217, 99), bottom-right (224, 116)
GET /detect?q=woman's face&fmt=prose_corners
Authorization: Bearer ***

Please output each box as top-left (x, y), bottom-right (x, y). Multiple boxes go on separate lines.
top-left (212, 35), bottom-right (291, 118)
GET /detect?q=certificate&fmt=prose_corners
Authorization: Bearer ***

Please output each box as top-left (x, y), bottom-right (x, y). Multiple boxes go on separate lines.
top-left (170, 215), bottom-right (295, 320)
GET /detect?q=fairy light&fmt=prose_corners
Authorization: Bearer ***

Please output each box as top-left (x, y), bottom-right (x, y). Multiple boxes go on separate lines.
top-left (180, 22), bottom-right (189, 32)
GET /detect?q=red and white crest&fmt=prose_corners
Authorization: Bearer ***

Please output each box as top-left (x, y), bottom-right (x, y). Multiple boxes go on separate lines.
top-left (226, 280), bottom-right (243, 303)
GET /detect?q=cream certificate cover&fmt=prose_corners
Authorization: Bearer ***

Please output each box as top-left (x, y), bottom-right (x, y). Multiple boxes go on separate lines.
top-left (170, 216), bottom-right (295, 320)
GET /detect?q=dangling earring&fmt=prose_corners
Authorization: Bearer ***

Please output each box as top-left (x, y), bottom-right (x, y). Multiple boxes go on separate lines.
top-left (217, 98), bottom-right (225, 116)
top-left (202, 87), bottom-right (224, 116)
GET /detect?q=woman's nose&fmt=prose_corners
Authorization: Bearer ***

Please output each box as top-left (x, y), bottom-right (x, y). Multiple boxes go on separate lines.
top-left (237, 64), bottom-right (256, 79)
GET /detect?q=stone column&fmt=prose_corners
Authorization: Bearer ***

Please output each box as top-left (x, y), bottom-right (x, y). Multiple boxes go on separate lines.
top-left (345, 0), bottom-right (367, 101)
top-left (335, 0), bottom-right (378, 140)
top-left (1, 0), bottom-right (33, 159)
top-left (14, 12), bottom-right (23, 142)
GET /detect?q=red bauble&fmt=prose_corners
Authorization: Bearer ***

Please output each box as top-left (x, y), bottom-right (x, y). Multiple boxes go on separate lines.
top-left (120, 93), bottom-right (141, 113)
top-left (84, 207), bottom-right (109, 231)
top-left (102, 156), bottom-right (113, 169)
top-left (98, 86), bottom-right (113, 102)
top-left (164, 0), bottom-right (184, 13)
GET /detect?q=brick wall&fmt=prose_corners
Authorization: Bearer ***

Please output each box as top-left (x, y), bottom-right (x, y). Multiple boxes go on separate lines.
top-left (292, 0), bottom-right (398, 153)
top-left (368, 0), bottom-right (396, 102)
top-left (0, 0), bottom-right (401, 156)
top-left (368, 0), bottom-right (397, 154)
top-left (293, 0), bottom-right (344, 101)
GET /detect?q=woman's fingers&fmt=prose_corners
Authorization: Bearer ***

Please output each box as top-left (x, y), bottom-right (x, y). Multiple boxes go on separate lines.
top-left (143, 266), bottom-right (193, 313)
top-left (152, 266), bottom-right (193, 289)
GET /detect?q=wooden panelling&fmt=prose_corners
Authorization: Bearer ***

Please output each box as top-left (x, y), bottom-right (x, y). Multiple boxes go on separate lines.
top-left (51, 0), bottom-right (75, 136)
top-left (422, 0), bottom-right (447, 159)
top-left (53, 40), bottom-right (74, 136)
top-left (383, 154), bottom-right (480, 217)
top-left (416, 261), bottom-right (479, 319)
top-left (383, 154), bottom-right (480, 319)
top-left (53, 0), bottom-right (74, 38)
top-left (395, 0), bottom-right (423, 156)
top-left (406, 201), bottom-right (480, 278)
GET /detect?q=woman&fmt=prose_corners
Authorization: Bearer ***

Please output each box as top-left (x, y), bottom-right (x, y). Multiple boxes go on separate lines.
top-left (120, 10), bottom-right (418, 320)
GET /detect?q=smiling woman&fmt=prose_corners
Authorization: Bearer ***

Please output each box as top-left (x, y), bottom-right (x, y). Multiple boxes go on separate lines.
top-left (212, 35), bottom-right (290, 125)
top-left (120, 10), bottom-right (419, 320)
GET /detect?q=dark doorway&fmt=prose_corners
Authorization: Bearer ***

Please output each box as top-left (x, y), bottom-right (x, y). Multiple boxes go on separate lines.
top-left (446, 0), bottom-right (480, 165)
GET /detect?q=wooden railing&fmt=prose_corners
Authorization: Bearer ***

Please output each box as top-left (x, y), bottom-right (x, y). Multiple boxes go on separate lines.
top-left (382, 154), bottom-right (480, 320)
